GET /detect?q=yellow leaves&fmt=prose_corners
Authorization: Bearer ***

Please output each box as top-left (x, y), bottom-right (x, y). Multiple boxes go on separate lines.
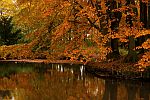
top-left (62, 1), bottom-right (71, 7)
top-left (0, 0), bottom-right (17, 16)
top-left (119, 38), bottom-right (128, 43)
top-left (14, 0), bottom-right (72, 34)
top-left (43, 0), bottom-right (52, 3)
top-left (42, 9), bottom-right (53, 17)
top-left (118, 24), bottom-right (150, 42)
top-left (141, 39), bottom-right (150, 50)
top-left (135, 29), bottom-right (150, 38)
top-left (0, 44), bottom-right (36, 59)
top-left (8, 0), bottom-right (150, 65)
top-left (136, 39), bottom-right (150, 50)
top-left (137, 52), bottom-right (150, 70)
top-left (72, 50), bottom-right (80, 55)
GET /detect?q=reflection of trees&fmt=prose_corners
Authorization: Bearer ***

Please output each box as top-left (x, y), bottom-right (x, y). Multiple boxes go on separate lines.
top-left (84, 74), bottom-right (105, 99)
top-left (140, 82), bottom-right (150, 100)
top-left (51, 64), bottom-right (150, 100)
top-left (1, 63), bottom-right (150, 100)
top-left (124, 81), bottom-right (150, 100)
top-left (0, 90), bottom-right (13, 99)
top-left (125, 81), bottom-right (138, 100)
top-left (102, 79), bottom-right (117, 100)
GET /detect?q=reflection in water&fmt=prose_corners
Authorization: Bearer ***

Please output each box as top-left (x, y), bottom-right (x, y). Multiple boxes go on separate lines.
top-left (102, 80), bottom-right (117, 100)
top-left (0, 62), bottom-right (149, 100)
top-left (0, 90), bottom-right (14, 100)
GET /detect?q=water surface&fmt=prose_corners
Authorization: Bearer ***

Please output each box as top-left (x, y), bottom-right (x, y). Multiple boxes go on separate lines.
top-left (0, 62), bottom-right (149, 100)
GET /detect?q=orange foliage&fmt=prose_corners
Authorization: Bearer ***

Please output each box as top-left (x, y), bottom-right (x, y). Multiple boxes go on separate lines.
top-left (137, 52), bottom-right (150, 70)
top-left (1, 0), bottom-right (149, 69)
top-left (137, 39), bottom-right (150, 69)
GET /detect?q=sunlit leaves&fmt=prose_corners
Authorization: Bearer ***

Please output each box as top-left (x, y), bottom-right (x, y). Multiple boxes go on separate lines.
top-left (141, 39), bottom-right (150, 50)
top-left (0, 0), bottom-right (17, 16)
top-left (137, 52), bottom-right (150, 69)
top-left (0, 0), bottom-right (150, 70)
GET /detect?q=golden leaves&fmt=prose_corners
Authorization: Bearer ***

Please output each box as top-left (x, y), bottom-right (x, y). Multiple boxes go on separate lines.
top-left (135, 38), bottom-right (150, 62)
top-left (43, 9), bottom-right (54, 17)
top-left (137, 52), bottom-right (150, 70)
top-left (43, 0), bottom-right (52, 3)
top-left (0, 0), bottom-right (17, 16)
top-left (135, 29), bottom-right (150, 38)
top-left (53, 20), bottom-right (71, 41)
top-left (141, 39), bottom-right (150, 49)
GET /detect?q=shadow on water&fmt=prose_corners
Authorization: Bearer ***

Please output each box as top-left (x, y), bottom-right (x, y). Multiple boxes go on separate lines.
top-left (0, 62), bottom-right (149, 100)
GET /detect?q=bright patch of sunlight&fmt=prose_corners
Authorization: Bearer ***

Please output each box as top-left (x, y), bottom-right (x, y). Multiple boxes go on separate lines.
top-left (119, 48), bottom-right (128, 56)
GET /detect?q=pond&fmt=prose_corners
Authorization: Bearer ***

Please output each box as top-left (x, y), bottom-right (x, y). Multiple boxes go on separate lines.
top-left (0, 62), bottom-right (149, 100)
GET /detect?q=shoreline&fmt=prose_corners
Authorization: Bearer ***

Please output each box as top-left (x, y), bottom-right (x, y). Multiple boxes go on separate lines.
top-left (0, 59), bottom-right (149, 80)
top-left (0, 59), bottom-right (83, 64)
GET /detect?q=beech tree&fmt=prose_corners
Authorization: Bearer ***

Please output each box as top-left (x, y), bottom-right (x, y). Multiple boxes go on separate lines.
top-left (2, 0), bottom-right (149, 68)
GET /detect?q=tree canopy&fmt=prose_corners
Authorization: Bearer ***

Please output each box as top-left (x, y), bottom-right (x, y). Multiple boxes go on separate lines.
top-left (0, 0), bottom-right (150, 70)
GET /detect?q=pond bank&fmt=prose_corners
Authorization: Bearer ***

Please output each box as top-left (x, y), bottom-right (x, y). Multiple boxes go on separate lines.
top-left (0, 59), bottom-right (149, 80)
top-left (0, 59), bottom-right (82, 64)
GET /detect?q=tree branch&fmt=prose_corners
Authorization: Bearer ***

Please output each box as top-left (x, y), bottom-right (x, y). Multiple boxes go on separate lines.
top-left (74, 0), bottom-right (100, 31)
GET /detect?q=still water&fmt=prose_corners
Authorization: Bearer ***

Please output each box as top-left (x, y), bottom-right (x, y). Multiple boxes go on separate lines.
top-left (0, 62), bottom-right (149, 100)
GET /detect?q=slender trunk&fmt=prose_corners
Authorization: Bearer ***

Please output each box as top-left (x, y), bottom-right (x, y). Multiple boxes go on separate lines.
top-left (124, 0), bottom-right (138, 62)
top-left (140, 1), bottom-right (147, 28)
top-left (106, 0), bottom-right (122, 59)
top-left (136, 1), bottom-right (150, 54)
top-left (125, 36), bottom-right (137, 62)
top-left (111, 38), bottom-right (120, 55)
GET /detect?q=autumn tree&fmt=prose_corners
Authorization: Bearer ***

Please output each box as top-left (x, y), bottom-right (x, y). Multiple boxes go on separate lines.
top-left (6, 0), bottom-right (150, 67)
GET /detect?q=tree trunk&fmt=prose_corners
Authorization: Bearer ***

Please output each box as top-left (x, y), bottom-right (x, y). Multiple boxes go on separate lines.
top-left (136, 1), bottom-right (150, 54)
top-left (140, 1), bottom-right (147, 28)
top-left (125, 36), bottom-right (137, 62)
top-left (111, 38), bottom-right (120, 55)
top-left (124, 0), bottom-right (138, 62)
top-left (106, 0), bottom-right (122, 59)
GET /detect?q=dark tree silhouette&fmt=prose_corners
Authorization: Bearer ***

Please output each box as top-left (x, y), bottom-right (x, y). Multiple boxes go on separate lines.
top-left (0, 16), bottom-right (21, 45)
